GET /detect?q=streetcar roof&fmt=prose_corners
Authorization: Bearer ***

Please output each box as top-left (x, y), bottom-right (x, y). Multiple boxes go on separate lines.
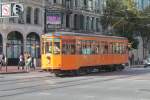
top-left (43, 32), bottom-right (128, 40)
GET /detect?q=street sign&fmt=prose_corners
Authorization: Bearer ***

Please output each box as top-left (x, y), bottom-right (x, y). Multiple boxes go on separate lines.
top-left (0, 2), bottom-right (24, 18)
top-left (13, 4), bottom-right (24, 16)
top-left (2, 4), bottom-right (11, 17)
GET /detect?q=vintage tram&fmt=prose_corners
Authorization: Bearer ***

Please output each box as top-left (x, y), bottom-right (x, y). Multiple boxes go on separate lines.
top-left (41, 32), bottom-right (128, 75)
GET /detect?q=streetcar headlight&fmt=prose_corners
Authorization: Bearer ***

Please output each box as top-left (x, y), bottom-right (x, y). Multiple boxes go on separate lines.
top-left (46, 55), bottom-right (51, 64)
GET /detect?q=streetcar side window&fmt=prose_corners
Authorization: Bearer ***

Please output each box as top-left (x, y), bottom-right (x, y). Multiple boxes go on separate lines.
top-left (109, 43), bottom-right (113, 54)
top-left (86, 40), bottom-right (92, 55)
top-left (101, 42), bottom-right (108, 54)
top-left (113, 42), bottom-right (118, 54)
top-left (81, 40), bottom-right (93, 55)
top-left (95, 41), bottom-right (99, 54)
top-left (104, 43), bottom-right (108, 54)
top-left (120, 43), bottom-right (124, 54)
top-left (112, 43), bottom-right (116, 54)
top-left (99, 42), bottom-right (102, 54)
top-left (91, 41), bottom-right (96, 54)
top-left (62, 39), bottom-right (75, 55)
top-left (62, 40), bottom-right (67, 54)
top-left (113, 42), bottom-right (122, 54)
top-left (100, 42), bottom-right (105, 54)
top-left (76, 40), bottom-right (82, 54)
top-left (71, 44), bottom-right (75, 54)
top-left (81, 40), bottom-right (86, 55)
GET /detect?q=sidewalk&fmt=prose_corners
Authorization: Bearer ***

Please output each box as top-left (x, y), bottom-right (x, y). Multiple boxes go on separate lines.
top-left (0, 66), bottom-right (41, 74)
top-left (129, 64), bottom-right (144, 68)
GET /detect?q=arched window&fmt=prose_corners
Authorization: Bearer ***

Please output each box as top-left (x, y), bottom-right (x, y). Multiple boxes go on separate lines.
top-left (7, 31), bottom-right (23, 66)
top-left (34, 8), bottom-right (40, 24)
top-left (26, 7), bottom-right (32, 24)
top-left (26, 33), bottom-right (40, 58)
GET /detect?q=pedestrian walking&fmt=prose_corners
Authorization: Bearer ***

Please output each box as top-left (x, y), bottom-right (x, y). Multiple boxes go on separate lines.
top-left (25, 54), bottom-right (32, 72)
top-left (33, 58), bottom-right (36, 70)
top-left (18, 54), bottom-right (24, 70)
top-left (0, 53), bottom-right (3, 70)
top-left (2, 54), bottom-right (7, 71)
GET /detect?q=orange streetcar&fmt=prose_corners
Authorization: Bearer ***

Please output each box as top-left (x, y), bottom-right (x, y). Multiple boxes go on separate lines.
top-left (41, 32), bottom-right (128, 76)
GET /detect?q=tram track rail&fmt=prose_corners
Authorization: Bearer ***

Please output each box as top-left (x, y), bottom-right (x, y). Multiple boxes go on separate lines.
top-left (0, 70), bottom-right (149, 98)
top-left (0, 75), bottom-right (57, 86)
top-left (0, 68), bottom-right (150, 98)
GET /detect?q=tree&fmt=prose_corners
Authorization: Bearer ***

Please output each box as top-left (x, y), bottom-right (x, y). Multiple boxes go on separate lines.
top-left (135, 6), bottom-right (150, 58)
top-left (100, 0), bottom-right (139, 49)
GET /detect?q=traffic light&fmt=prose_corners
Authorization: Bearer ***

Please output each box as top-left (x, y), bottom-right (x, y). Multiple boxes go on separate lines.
top-left (13, 4), bottom-right (24, 16)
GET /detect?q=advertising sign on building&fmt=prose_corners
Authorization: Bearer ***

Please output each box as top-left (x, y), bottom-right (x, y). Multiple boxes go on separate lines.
top-left (47, 14), bottom-right (61, 25)
top-left (46, 10), bottom-right (62, 32)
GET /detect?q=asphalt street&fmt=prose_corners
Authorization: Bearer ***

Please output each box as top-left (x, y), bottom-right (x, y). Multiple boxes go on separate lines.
top-left (0, 67), bottom-right (150, 100)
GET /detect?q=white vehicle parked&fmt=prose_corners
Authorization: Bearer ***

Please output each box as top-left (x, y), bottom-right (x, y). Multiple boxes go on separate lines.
top-left (143, 56), bottom-right (150, 68)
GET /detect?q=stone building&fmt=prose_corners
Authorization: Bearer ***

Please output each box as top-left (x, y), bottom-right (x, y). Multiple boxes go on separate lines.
top-left (0, 0), bottom-right (45, 65)
top-left (134, 0), bottom-right (150, 10)
top-left (45, 0), bottom-right (105, 33)
top-left (0, 0), bottom-right (105, 65)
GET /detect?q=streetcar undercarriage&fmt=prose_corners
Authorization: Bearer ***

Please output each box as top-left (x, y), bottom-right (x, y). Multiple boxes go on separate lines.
top-left (44, 64), bottom-right (125, 77)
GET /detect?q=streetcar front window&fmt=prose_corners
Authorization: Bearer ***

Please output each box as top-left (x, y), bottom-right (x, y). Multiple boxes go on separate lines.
top-left (45, 42), bottom-right (52, 54)
top-left (54, 42), bottom-right (60, 54)
top-left (54, 39), bottom-right (61, 55)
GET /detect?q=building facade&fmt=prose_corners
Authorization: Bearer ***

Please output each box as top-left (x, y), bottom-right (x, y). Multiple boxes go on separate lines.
top-left (132, 0), bottom-right (150, 62)
top-left (0, 0), bottom-right (104, 65)
top-left (134, 0), bottom-right (150, 10)
top-left (45, 0), bottom-right (105, 33)
top-left (0, 0), bottom-right (45, 65)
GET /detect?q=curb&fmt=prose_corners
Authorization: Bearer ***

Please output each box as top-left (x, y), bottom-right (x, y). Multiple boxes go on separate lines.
top-left (0, 69), bottom-right (42, 74)
top-left (0, 71), bottom-right (28, 74)
top-left (131, 65), bottom-right (144, 68)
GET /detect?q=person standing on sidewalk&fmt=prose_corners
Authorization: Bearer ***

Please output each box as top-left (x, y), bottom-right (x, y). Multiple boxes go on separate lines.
top-left (2, 54), bottom-right (7, 70)
top-left (25, 54), bottom-right (32, 72)
top-left (18, 54), bottom-right (24, 70)
top-left (33, 58), bottom-right (36, 70)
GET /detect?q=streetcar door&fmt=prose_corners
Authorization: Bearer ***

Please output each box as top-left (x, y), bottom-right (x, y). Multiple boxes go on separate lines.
top-left (41, 38), bottom-right (53, 69)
